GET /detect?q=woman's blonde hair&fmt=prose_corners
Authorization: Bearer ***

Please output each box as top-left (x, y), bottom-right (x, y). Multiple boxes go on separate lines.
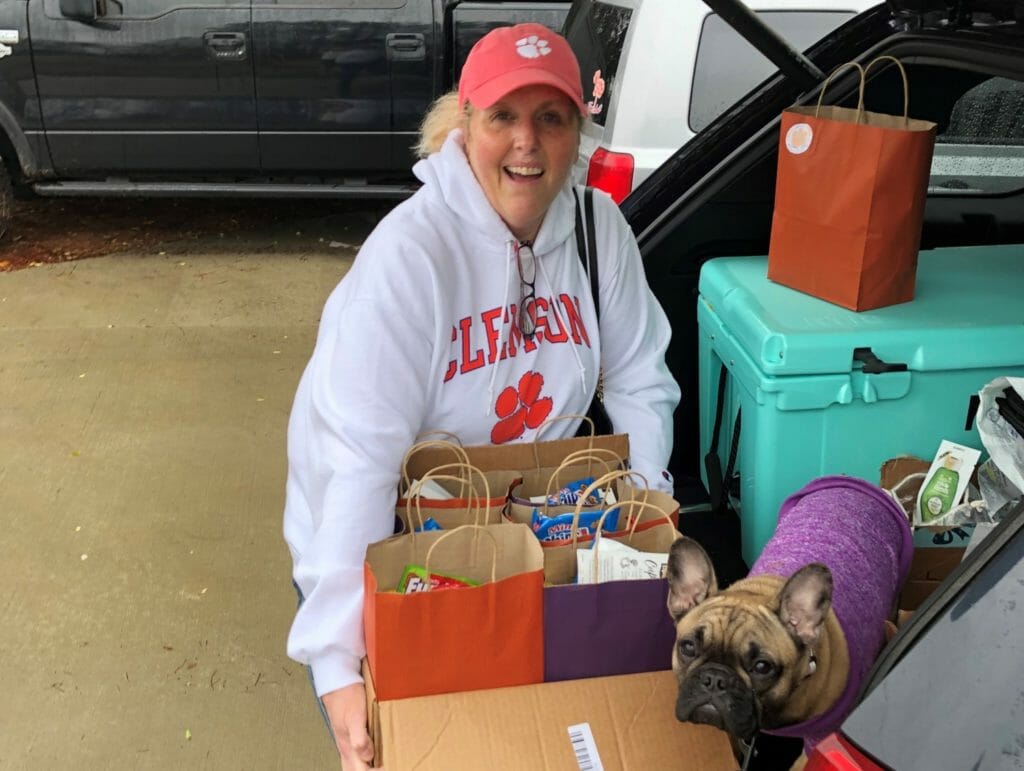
top-left (414, 89), bottom-right (587, 158)
top-left (415, 91), bottom-right (467, 158)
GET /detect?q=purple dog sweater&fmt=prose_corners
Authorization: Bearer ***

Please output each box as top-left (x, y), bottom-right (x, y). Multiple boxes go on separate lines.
top-left (749, 475), bottom-right (913, 752)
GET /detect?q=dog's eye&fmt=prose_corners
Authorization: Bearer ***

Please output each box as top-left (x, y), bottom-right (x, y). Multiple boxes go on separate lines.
top-left (752, 659), bottom-right (775, 676)
top-left (678, 639), bottom-right (697, 658)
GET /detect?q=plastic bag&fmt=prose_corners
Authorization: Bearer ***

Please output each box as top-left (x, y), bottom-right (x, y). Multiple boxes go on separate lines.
top-left (975, 376), bottom-right (1024, 493)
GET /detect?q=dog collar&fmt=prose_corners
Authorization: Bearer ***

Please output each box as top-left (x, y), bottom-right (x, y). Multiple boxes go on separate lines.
top-left (739, 734), bottom-right (757, 771)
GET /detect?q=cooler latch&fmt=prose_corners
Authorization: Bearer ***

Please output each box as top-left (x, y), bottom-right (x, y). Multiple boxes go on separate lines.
top-left (853, 347), bottom-right (907, 374)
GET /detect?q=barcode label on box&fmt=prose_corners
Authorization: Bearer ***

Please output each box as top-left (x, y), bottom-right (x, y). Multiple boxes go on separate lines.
top-left (567, 722), bottom-right (604, 771)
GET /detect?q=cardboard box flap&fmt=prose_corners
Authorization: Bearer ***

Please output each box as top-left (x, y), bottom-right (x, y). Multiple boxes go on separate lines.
top-left (376, 670), bottom-right (734, 770)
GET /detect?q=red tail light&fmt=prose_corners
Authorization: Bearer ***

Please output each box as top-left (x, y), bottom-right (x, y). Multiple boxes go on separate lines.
top-left (805, 734), bottom-right (884, 771)
top-left (585, 147), bottom-right (635, 204)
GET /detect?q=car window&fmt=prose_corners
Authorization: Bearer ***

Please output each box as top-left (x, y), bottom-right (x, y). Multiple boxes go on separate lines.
top-left (840, 524), bottom-right (1023, 770)
top-left (689, 11), bottom-right (858, 134)
top-left (931, 76), bottom-right (1024, 195)
top-left (562, 0), bottom-right (633, 127)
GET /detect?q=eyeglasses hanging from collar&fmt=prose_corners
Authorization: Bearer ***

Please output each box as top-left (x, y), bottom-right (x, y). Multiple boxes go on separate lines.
top-left (516, 240), bottom-right (537, 340)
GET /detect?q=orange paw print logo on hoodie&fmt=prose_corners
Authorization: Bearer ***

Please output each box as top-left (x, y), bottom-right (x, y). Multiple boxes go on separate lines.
top-left (491, 371), bottom-right (554, 444)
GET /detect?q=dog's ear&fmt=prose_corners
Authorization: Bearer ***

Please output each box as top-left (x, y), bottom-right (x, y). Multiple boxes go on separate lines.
top-left (776, 563), bottom-right (833, 649)
top-left (666, 536), bottom-right (718, 622)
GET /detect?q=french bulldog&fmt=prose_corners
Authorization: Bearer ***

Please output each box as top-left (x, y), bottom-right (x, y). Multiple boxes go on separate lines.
top-left (666, 476), bottom-right (913, 759)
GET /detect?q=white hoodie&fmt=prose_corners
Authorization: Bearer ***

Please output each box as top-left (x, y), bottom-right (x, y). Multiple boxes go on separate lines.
top-left (283, 129), bottom-right (680, 696)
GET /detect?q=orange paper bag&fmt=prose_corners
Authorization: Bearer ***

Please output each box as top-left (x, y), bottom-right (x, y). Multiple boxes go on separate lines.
top-left (767, 57), bottom-right (937, 311)
top-left (364, 523), bottom-right (544, 701)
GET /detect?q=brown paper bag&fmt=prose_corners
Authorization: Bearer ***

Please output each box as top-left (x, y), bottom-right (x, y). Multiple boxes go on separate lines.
top-left (401, 417), bottom-right (629, 479)
top-left (397, 466), bottom-right (508, 533)
top-left (396, 440), bottom-right (519, 530)
top-left (767, 56), bottom-right (937, 311)
top-left (537, 470), bottom-right (680, 586)
top-left (505, 447), bottom-right (626, 524)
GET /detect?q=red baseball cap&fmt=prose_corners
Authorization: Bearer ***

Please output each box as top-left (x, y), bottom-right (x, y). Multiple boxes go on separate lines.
top-left (458, 23), bottom-right (586, 116)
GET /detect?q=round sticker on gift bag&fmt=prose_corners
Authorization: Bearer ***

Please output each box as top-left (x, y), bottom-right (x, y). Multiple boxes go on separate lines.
top-left (785, 123), bottom-right (813, 154)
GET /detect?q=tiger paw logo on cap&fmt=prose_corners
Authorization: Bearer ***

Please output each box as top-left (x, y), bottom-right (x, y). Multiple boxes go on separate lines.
top-left (786, 123), bottom-right (813, 155)
top-left (516, 34), bottom-right (551, 59)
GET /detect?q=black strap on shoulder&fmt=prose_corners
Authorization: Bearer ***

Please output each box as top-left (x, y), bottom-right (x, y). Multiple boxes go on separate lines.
top-left (573, 187), bottom-right (585, 263)
top-left (573, 187), bottom-right (600, 318)
top-left (584, 187), bottom-right (599, 318)
top-left (572, 187), bottom-right (613, 437)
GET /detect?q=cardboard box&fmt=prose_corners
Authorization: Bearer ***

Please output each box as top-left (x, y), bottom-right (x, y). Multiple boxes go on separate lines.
top-left (900, 547), bottom-right (965, 610)
top-left (880, 456), bottom-right (969, 610)
top-left (364, 660), bottom-right (735, 770)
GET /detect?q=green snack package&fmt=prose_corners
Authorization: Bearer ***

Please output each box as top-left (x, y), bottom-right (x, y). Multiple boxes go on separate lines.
top-left (396, 564), bottom-right (478, 594)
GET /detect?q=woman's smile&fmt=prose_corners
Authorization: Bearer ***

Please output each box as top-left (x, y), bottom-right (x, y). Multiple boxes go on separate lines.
top-left (505, 165), bottom-right (544, 180)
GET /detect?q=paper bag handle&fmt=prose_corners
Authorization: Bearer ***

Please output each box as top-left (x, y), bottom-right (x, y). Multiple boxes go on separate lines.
top-left (863, 56), bottom-right (909, 121)
top-left (622, 499), bottom-right (677, 539)
top-left (418, 462), bottom-right (493, 505)
top-left (566, 469), bottom-right (650, 551)
top-left (540, 449), bottom-right (623, 507)
top-left (400, 439), bottom-right (471, 496)
top-left (589, 499), bottom-right (679, 583)
top-left (816, 57), bottom-right (910, 124)
top-left (816, 61), bottom-right (866, 118)
top-left (532, 414), bottom-right (595, 469)
top-left (560, 447), bottom-right (625, 473)
top-left (423, 524), bottom-right (498, 587)
top-left (405, 466), bottom-right (491, 532)
top-left (579, 468), bottom-right (651, 527)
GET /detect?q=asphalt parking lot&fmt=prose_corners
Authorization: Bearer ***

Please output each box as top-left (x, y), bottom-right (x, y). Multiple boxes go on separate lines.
top-left (0, 197), bottom-right (393, 769)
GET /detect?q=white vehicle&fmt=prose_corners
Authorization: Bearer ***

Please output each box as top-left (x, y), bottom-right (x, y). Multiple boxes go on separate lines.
top-left (563, 0), bottom-right (878, 201)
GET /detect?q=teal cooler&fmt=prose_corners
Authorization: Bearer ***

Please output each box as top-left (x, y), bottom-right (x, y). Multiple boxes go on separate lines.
top-left (697, 245), bottom-right (1024, 566)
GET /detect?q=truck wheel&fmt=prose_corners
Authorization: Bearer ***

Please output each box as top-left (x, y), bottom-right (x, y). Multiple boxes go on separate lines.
top-left (0, 163), bottom-right (11, 242)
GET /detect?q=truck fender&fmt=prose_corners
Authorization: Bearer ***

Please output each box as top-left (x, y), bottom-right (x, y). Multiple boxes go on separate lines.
top-left (0, 99), bottom-right (43, 179)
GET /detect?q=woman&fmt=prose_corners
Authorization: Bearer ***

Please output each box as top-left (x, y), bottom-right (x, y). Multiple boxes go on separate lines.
top-left (283, 22), bottom-right (680, 769)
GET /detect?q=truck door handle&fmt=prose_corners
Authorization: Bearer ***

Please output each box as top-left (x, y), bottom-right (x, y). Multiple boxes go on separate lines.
top-left (386, 32), bottom-right (425, 62)
top-left (203, 31), bottom-right (247, 61)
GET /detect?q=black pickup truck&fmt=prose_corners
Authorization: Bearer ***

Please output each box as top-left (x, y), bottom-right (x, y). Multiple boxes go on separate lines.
top-left (0, 0), bottom-right (569, 234)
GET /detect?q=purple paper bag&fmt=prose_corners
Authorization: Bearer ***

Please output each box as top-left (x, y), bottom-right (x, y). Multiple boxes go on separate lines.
top-left (543, 579), bottom-right (677, 682)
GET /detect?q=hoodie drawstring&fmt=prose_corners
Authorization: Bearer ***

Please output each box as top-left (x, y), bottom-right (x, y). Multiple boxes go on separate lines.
top-left (486, 240), bottom-right (516, 416)
top-left (536, 254), bottom-right (589, 397)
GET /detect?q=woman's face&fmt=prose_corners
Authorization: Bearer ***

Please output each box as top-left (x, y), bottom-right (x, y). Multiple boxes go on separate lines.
top-left (464, 85), bottom-right (580, 243)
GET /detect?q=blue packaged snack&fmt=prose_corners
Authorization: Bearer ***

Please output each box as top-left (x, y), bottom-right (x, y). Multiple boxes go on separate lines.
top-left (551, 476), bottom-right (597, 505)
top-left (413, 517), bottom-right (443, 532)
top-left (530, 506), bottom-right (620, 542)
top-left (529, 476), bottom-right (616, 507)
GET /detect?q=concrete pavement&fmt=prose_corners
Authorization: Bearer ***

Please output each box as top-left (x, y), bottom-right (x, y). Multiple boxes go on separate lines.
top-left (0, 215), bottom-right (378, 770)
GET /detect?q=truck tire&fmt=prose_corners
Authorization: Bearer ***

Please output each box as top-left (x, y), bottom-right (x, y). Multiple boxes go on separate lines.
top-left (0, 163), bottom-right (11, 242)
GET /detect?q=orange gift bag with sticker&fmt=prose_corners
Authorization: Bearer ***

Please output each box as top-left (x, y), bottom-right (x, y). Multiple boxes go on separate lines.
top-left (767, 57), bottom-right (937, 311)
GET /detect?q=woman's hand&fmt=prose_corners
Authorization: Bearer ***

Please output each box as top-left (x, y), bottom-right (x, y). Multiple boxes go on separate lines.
top-left (322, 683), bottom-right (376, 770)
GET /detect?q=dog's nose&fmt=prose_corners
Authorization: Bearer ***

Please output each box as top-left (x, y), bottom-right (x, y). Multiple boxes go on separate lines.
top-left (701, 671), bottom-right (726, 691)
top-left (698, 663), bottom-right (735, 693)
